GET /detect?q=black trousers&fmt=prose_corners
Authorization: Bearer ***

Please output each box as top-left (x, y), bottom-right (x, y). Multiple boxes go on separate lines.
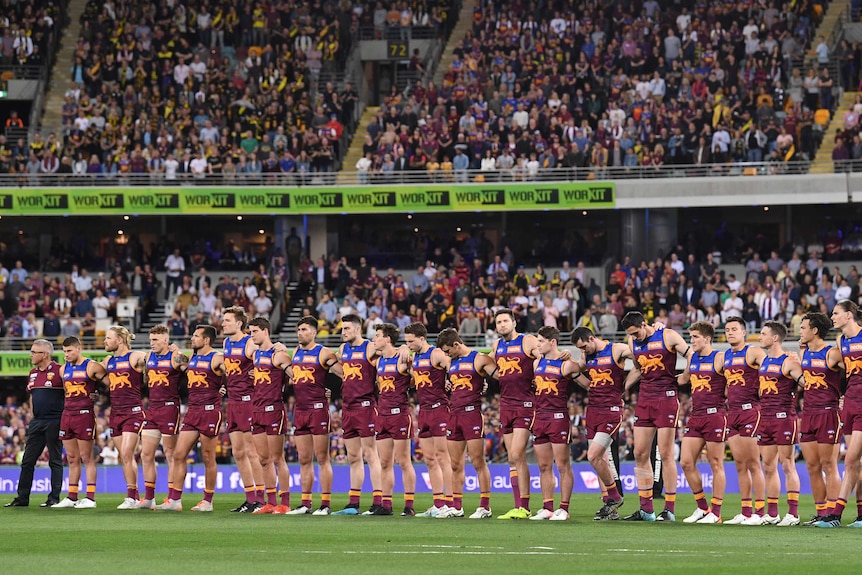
top-left (17, 418), bottom-right (63, 503)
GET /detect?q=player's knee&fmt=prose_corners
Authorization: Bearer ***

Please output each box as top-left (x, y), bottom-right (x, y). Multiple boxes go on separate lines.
top-left (201, 451), bottom-right (216, 466)
top-left (680, 457), bottom-right (695, 472)
top-left (537, 460), bottom-right (553, 473)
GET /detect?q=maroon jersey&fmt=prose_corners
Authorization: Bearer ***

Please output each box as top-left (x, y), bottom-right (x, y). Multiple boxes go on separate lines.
top-left (223, 334), bottom-right (254, 402)
top-left (495, 333), bottom-right (535, 407)
top-left (583, 342), bottom-right (625, 409)
top-left (340, 340), bottom-right (377, 409)
top-left (253, 347), bottom-right (286, 409)
top-left (28, 361), bottom-right (64, 419)
top-left (839, 331), bottom-right (862, 408)
top-left (291, 344), bottom-right (328, 408)
top-left (448, 351), bottom-right (484, 410)
top-left (376, 354), bottom-right (410, 412)
top-left (631, 329), bottom-right (678, 398)
top-left (533, 357), bottom-right (571, 413)
top-left (801, 346), bottom-right (841, 411)
top-left (759, 354), bottom-right (797, 416)
top-left (106, 352), bottom-right (144, 410)
top-left (186, 351), bottom-right (223, 407)
top-left (412, 345), bottom-right (449, 410)
top-left (723, 346), bottom-right (761, 411)
top-left (62, 359), bottom-right (97, 411)
top-left (689, 350), bottom-right (727, 415)
top-left (146, 351), bottom-right (182, 407)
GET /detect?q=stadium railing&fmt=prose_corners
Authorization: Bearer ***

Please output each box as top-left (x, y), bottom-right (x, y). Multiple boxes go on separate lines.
top-left (0, 161), bottom-right (814, 187)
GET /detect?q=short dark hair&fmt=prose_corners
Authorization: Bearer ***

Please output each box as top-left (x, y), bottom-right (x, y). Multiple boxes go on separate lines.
top-left (724, 316), bottom-right (745, 330)
top-left (689, 321), bottom-right (714, 340)
top-left (342, 313), bottom-right (363, 327)
top-left (802, 312), bottom-right (832, 339)
top-left (297, 315), bottom-right (318, 330)
top-left (248, 317), bottom-right (271, 332)
top-left (494, 308), bottom-right (515, 321)
top-left (763, 321), bottom-right (787, 341)
top-left (404, 322), bottom-right (428, 338)
top-left (571, 326), bottom-right (595, 345)
top-left (195, 325), bottom-right (218, 344)
top-left (62, 336), bottom-right (81, 348)
top-left (620, 311), bottom-right (646, 330)
top-left (537, 325), bottom-right (560, 343)
top-left (376, 323), bottom-right (400, 346)
top-left (436, 327), bottom-right (461, 348)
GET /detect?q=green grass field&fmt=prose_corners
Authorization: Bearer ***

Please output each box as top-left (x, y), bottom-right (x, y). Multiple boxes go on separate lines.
top-left (3, 493), bottom-right (857, 575)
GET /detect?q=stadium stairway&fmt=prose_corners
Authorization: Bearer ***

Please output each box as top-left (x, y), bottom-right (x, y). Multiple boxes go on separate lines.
top-left (40, 0), bottom-right (89, 135)
top-left (803, 0), bottom-right (850, 71)
top-left (432, 0), bottom-right (477, 89)
top-left (336, 106), bottom-right (379, 184)
top-left (274, 282), bottom-right (304, 347)
top-left (808, 90), bottom-right (858, 174)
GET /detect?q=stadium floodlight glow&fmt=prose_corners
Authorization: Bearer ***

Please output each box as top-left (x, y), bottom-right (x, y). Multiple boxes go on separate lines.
top-left (0, 91), bottom-right (7, 98)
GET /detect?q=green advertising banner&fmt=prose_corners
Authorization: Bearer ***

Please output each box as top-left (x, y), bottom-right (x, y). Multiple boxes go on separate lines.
top-left (0, 182), bottom-right (614, 215)
top-left (0, 351), bottom-right (110, 377)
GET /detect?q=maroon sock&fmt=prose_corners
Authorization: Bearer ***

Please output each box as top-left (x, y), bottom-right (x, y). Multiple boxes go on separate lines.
top-left (480, 493), bottom-right (490, 510)
top-left (856, 499), bottom-right (862, 517)
top-left (543, 499), bottom-right (554, 512)
top-left (834, 498), bottom-right (847, 517)
top-left (606, 483), bottom-right (621, 502)
top-left (267, 489), bottom-right (277, 506)
top-left (510, 471), bottom-right (520, 508)
top-left (145, 483), bottom-right (156, 501)
top-left (203, 489), bottom-right (214, 503)
top-left (560, 500), bottom-right (570, 512)
top-left (755, 500), bottom-right (765, 517)
top-left (127, 487), bottom-right (137, 500)
top-left (768, 499), bottom-right (779, 517)
top-left (349, 489), bottom-right (361, 506)
top-left (280, 490), bottom-right (290, 507)
top-left (255, 488), bottom-right (264, 504)
top-left (453, 493), bottom-right (463, 511)
top-left (664, 492), bottom-right (676, 513)
top-left (639, 490), bottom-right (654, 514)
top-left (373, 491), bottom-right (382, 506)
top-left (382, 496), bottom-right (393, 511)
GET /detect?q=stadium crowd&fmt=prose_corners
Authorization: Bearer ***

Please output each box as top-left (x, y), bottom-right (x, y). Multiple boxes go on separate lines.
top-left (4, 235), bottom-right (862, 467)
top-left (356, 0), bottom-right (833, 184)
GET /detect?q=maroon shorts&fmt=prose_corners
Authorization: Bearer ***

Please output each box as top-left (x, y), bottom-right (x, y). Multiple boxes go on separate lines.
top-left (252, 406), bottom-right (289, 436)
top-left (842, 404), bottom-right (862, 434)
top-left (585, 406), bottom-right (624, 440)
top-left (227, 400), bottom-right (254, 433)
top-left (799, 410), bottom-right (842, 444)
top-left (418, 406), bottom-right (449, 439)
top-left (181, 405), bottom-right (223, 437)
top-left (727, 409), bottom-right (760, 438)
top-left (375, 410), bottom-right (412, 441)
top-left (293, 408), bottom-right (331, 436)
top-left (532, 411), bottom-right (571, 445)
top-left (499, 404), bottom-right (535, 435)
top-left (143, 403), bottom-right (181, 435)
top-left (447, 407), bottom-right (483, 442)
top-left (60, 409), bottom-right (96, 441)
top-left (684, 412), bottom-right (728, 443)
top-left (342, 405), bottom-right (377, 439)
top-left (109, 406), bottom-right (145, 436)
top-left (757, 413), bottom-right (798, 446)
top-left (634, 396), bottom-right (679, 429)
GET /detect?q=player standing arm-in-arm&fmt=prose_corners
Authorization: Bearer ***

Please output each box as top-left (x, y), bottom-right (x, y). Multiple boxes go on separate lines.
top-left (211, 353), bottom-right (226, 377)
top-left (623, 338), bottom-right (642, 391)
top-left (431, 347), bottom-right (450, 371)
top-left (477, 353), bottom-right (496, 394)
top-left (784, 355), bottom-right (805, 390)
top-left (665, 329), bottom-right (693, 382)
top-left (322, 348), bottom-right (343, 379)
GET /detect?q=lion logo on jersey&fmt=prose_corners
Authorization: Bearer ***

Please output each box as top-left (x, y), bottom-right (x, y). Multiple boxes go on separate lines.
top-left (413, 371), bottom-right (433, 388)
top-left (803, 370), bottom-right (829, 391)
top-left (637, 354), bottom-right (665, 373)
top-left (292, 366), bottom-right (316, 385)
top-left (108, 372), bottom-right (132, 391)
top-left (378, 375), bottom-right (396, 393)
top-left (759, 376), bottom-right (779, 395)
top-left (64, 380), bottom-right (87, 397)
top-left (253, 368), bottom-right (272, 386)
top-left (223, 357), bottom-right (243, 376)
top-left (844, 357), bottom-right (862, 376)
top-left (148, 370), bottom-right (170, 387)
top-left (187, 371), bottom-right (209, 388)
top-left (342, 363), bottom-right (363, 380)
top-left (724, 369), bottom-right (746, 387)
top-left (589, 368), bottom-right (615, 387)
top-left (690, 374), bottom-right (712, 394)
top-left (497, 357), bottom-right (523, 376)
top-left (449, 374), bottom-right (473, 391)
top-left (534, 376), bottom-right (559, 395)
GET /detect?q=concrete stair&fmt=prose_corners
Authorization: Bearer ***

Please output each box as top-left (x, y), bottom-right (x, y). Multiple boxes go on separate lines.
top-left (809, 90), bottom-right (857, 173)
top-left (802, 0), bottom-right (850, 70)
top-left (336, 106), bottom-right (378, 184)
top-left (40, 0), bottom-right (89, 135)
top-left (432, 0), bottom-right (477, 88)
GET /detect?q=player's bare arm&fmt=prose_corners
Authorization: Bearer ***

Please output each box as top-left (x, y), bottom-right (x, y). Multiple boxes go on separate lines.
top-left (431, 347), bottom-right (450, 371)
top-left (211, 353), bottom-right (227, 377)
top-left (828, 347), bottom-right (845, 372)
top-left (322, 348), bottom-right (343, 379)
top-left (784, 356), bottom-right (806, 390)
top-left (623, 337), bottom-right (642, 391)
top-left (747, 345), bottom-right (766, 369)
